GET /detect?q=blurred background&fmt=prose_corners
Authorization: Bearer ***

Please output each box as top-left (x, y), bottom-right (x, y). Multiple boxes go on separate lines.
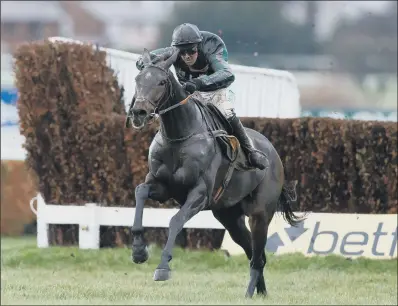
top-left (1, 0), bottom-right (397, 130)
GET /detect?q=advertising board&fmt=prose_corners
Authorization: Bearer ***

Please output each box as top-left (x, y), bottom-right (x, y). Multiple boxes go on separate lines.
top-left (221, 213), bottom-right (397, 259)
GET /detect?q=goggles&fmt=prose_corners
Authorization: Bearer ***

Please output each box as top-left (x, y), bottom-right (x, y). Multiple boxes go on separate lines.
top-left (179, 46), bottom-right (198, 56)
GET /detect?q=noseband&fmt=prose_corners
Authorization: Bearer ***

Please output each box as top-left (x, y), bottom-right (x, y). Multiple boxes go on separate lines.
top-left (127, 64), bottom-right (193, 129)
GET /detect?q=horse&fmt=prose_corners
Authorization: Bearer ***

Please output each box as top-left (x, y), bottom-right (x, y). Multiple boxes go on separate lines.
top-left (125, 48), bottom-right (304, 298)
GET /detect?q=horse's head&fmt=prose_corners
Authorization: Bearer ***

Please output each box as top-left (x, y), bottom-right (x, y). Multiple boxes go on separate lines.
top-left (130, 48), bottom-right (179, 129)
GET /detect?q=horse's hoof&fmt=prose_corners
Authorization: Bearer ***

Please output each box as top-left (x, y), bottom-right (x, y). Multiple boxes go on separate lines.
top-left (257, 288), bottom-right (267, 296)
top-left (132, 246), bottom-right (149, 264)
top-left (245, 268), bottom-right (260, 298)
top-left (245, 283), bottom-right (257, 298)
top-left (257, 276), bottom-right (267, 296)
top-left (153, 268), bottom-right (171, 281)
top-left (245, 290), bottom-right (254, 299)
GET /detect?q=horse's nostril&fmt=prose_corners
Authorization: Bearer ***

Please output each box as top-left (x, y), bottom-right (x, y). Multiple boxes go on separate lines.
top-left (133, 109), bottom-right (148, 117)
top-left (138, 110), bottom-right (147, 117)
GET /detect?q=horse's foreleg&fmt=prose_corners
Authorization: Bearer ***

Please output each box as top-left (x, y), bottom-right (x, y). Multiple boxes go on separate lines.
top-left (131, 183), bottom-right (150, 264)
top-left (132, 175), bottom-right (170, 264)
top-left (153, 179), bottom-right (208, 281)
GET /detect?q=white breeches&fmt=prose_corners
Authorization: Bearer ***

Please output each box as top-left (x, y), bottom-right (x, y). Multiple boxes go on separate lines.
top-left (195, 88), bottom-right (235, 118)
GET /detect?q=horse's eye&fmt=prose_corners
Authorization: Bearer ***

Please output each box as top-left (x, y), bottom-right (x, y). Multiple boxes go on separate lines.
top-left (159, 80), bottom-right (166, 86)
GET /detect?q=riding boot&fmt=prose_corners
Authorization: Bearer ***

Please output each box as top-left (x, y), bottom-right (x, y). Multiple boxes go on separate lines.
top-left (228, 114), bottom-right (269, 170)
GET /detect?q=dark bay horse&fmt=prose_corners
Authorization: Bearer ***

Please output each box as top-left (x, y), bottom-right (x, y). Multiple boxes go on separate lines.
top-left (125, 49), bottom-right (303, 298)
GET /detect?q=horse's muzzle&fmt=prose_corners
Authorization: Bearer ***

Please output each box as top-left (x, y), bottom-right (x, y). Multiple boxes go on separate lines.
top-left (131, 108), bottom-right (148, 129)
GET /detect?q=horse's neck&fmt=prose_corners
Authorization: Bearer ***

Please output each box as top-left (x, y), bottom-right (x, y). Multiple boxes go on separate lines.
top-left (159, 73), bottom-right (204, 141)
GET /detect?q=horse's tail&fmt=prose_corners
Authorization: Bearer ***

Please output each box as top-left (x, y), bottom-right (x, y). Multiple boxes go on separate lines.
top-left (277, 178), bottom-right (307, 227)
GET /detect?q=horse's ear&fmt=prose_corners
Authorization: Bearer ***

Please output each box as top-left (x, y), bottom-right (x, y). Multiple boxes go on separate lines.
top-left (161, 48), bottom-right (179, 70)
top-left (142, 48), bottom-right (151, 65)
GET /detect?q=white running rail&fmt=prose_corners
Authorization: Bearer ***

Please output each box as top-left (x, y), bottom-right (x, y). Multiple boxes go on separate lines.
top-left (29, 193), bottom-right (224, 249)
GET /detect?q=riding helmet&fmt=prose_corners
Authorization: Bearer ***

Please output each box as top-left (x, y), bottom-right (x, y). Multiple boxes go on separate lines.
top-left (171, 23), bottom-right (203, 48)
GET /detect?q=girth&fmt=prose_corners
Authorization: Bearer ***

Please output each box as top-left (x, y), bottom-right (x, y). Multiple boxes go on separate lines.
top-left (203, 129), bottom-right (240, 204)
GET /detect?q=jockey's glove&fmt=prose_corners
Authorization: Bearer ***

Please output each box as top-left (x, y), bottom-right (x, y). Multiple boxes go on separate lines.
top-left (183, 78), bottom-right (203, 94)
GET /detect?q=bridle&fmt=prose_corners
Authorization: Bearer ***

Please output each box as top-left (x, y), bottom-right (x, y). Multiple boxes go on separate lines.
top-left (128, 64), bottom-right (192, 128)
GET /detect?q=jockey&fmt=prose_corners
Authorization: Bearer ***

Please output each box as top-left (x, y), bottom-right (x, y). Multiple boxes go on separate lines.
top-left (136, 23), bottom-right (268, 170)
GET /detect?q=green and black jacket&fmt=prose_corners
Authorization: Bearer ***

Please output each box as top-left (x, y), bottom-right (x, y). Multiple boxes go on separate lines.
top-left (136, 31), bottom-right (235, 92)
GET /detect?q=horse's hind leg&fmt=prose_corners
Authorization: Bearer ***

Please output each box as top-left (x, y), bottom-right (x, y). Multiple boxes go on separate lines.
top-left (213, 202), bottom-right (267, 297)
top-left (245, 212), bottom-right (268, 298)
top-left (212, 204), bottom-right (252, 260)
top-left (245, 183), bottom-right (279, 298)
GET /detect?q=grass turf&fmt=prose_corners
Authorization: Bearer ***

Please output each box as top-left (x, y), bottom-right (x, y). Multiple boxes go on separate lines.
top-left (1, 236), bottom-right (397, 305)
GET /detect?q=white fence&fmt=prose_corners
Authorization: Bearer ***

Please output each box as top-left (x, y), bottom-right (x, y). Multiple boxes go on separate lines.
top-left (48, 37), bottom-right (301, 118)
top-left (29, 193), bottom-right (397, 259)
top-left (29, 193), bottom-right (224, 249)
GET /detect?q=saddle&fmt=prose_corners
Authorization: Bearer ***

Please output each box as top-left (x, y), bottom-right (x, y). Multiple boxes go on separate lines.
top-left (205, 103), bottom-right (254, 171)
top-left (192, 98), bottom-right (256, 203)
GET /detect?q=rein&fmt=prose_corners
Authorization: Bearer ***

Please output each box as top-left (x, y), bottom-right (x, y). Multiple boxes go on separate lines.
top-left (131, 64), bottom-right (205, 143)
top-left (157, 95), bottom-right (192, 115)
